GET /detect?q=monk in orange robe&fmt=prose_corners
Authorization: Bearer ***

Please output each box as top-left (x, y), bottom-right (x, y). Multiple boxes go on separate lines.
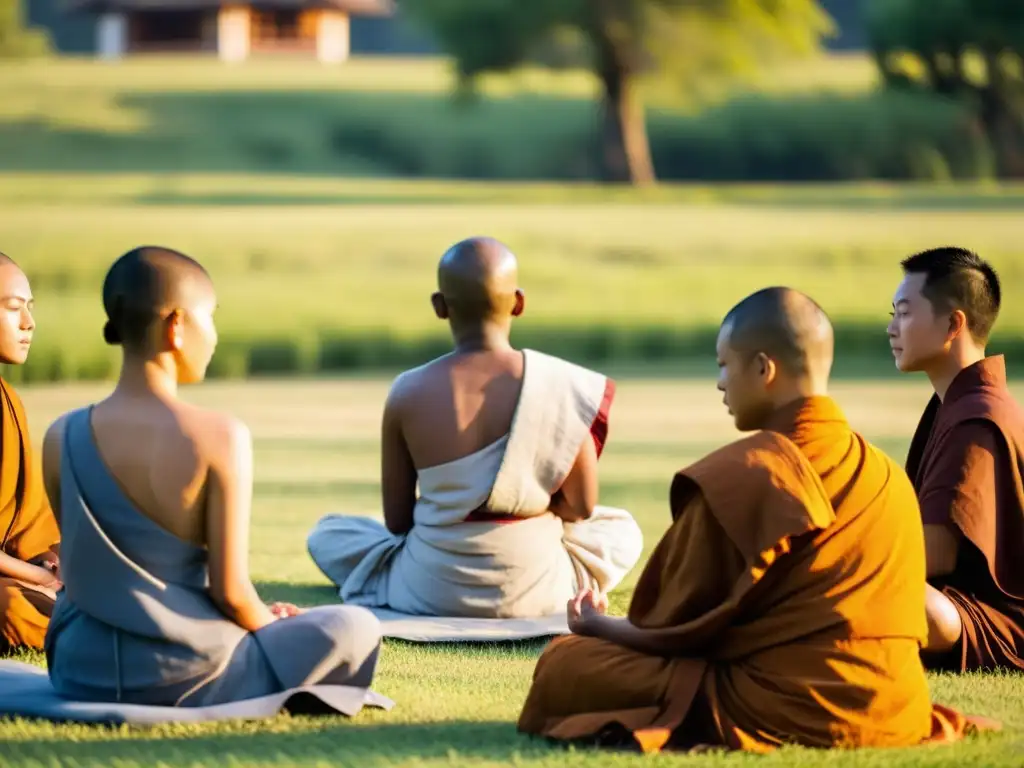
top-left (518, 287), bottom-right (980, 753)
top-left (0, 253), bottom-right (61, 654)
top-left (890, 247), bottom-right (1023, 672)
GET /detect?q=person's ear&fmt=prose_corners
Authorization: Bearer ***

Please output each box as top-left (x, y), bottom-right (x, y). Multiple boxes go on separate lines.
top-left (947, 309), bottom-right (968, 342)
top-left (511, 289), bottom-right (525, 317)
top-left (431, 292), bottom-right (449, 320)
top-left (166, 309), bottom-right (185, 351)
top-left (756, 352), bottom-right (778, 386)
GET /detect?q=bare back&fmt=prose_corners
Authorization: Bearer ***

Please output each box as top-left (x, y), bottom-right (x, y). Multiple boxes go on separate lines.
top-left (397, 349), bottom-right (524, 470)
top-left (81, 397), bottom-right (218, 546)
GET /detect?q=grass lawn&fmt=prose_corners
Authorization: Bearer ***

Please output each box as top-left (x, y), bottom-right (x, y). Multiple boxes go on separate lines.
top-left (1, 376), bottom-right (1022, 766)
top-left (0, 52), bottom-right (893, 184)
top-left (2, 174), bottom-right (1024, 382)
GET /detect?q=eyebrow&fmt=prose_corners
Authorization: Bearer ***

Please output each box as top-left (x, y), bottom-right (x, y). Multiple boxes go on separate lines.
top-left (0, 295), bottom-right (31, 303)
top-left (892, 298), bottom-right (910, 308)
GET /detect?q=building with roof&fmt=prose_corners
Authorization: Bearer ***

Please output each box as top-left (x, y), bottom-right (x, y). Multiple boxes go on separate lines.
top-left (65, 0), bottom-right (393, 62)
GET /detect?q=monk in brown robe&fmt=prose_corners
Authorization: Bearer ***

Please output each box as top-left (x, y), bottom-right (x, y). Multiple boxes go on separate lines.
top-left (518, 287), bottom-right (979, 754)
top-left (890, 246), bottom-right (1024, 672)
top-left (0, 253), bottom-right (61, 654)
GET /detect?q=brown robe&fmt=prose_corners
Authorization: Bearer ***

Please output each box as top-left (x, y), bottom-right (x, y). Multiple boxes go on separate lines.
top-left (518, 397), bottom-right (979, 753)
top-left (0, 376), bottom-right (60, 654)
top-left (906, 355), bottom-right (1024, 672)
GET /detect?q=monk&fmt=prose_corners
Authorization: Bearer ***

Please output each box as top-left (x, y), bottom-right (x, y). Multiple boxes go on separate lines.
top-left (40, 247), bottom-right (383, 706)
top-left (0, 252), bottom-right (61, 655)
top-left (890, 246), bottom-right (1024, 672)
top-left (307, 237), bottom-right (643, 618)
top-left (517, 287), bottom-right (977, 753)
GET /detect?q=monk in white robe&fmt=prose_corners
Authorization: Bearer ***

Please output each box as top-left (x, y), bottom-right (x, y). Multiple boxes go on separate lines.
top-left (307, 237), bottom-right (643, 618)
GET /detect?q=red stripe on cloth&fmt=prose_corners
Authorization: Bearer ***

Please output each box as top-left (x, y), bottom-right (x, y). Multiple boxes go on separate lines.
top-left (591, 378), bottom-right (616, 459)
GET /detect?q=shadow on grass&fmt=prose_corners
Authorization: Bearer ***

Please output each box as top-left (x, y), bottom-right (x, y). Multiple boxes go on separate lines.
top-left (131, 187), bottom-right (1024, 211)
top-left (0, 720), bottom-right (576, 767)
top-left (255, 580), bottom-right (339, 606)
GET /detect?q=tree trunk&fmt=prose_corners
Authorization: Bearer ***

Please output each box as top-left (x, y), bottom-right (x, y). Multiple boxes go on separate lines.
top-left (978, 51), bottom-right (1024, 178)
top-left (597, 60), bottom-right (656, 186)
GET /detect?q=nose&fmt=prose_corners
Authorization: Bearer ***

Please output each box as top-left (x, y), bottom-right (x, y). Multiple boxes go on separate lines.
top-left (21, 307), bottom-right (34, 332)
top-left (886, 317), bottom-right (897, 338)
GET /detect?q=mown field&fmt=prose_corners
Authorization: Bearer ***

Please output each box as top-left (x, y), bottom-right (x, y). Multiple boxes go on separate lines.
top-left (1, 174), bottom-right (1023, 382)
top-left (2, 377), bottom-right (1023, 767)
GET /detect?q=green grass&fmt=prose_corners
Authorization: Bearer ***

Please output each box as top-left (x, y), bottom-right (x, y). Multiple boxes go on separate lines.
top-left (1, 377), bottom-right (1022, 766)
top-left (1, 174), bottom-right (1024, 382)
top-left (0, 53), bottom-right (887, 181)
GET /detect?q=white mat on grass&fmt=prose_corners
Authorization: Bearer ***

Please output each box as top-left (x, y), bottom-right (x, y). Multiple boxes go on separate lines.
top-left (0, 661), bottom-right (394, 725)
top-left (369, 608), bottom-right (570, 642)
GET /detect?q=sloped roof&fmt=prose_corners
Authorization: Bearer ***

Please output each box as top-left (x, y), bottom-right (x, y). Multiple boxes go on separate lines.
top-left (67, 0), bottom-right (393, 15)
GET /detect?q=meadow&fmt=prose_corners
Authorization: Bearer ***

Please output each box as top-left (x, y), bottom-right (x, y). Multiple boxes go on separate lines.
top-left (3, 174), bottom-right (1024, 383)
top-left (0, 52), bottom-right (987, 184)
top-left (2, 376), bottom-right (1023, 767)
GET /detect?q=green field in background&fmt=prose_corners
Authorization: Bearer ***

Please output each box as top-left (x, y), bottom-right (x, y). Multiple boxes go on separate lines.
top-left (1, 175), bottom-right (1022, 381)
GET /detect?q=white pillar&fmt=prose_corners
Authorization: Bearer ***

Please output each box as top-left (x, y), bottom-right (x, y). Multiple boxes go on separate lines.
top-left (96, 13), bottom-right (127, 60)
top-left (218, 6), bottom-right (251, 62)
top-left (317, 10), bottom-right (350, 64)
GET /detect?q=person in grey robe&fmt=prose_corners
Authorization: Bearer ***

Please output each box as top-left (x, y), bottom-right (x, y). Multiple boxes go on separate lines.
top-left (39, 246), bottom-right (385, 708)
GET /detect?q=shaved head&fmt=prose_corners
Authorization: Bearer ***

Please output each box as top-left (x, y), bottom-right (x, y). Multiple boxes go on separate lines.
top-left (722, 287), bottom-right (834, 379)
top-left (0, 252), bottom-right (18, 269)
top-left (102, 246), bottom-right (211, 349)
top-left (435, 237), bottom-right (520, 325)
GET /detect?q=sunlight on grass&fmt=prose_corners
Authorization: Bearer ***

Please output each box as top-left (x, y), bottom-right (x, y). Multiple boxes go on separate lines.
top-left (1, 378), bottom-right (1021, 766)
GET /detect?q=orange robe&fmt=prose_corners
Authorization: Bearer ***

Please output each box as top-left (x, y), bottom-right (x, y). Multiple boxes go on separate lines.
top-left (518, 397), bottom-right (980, 753)
top-left (0, 377), bottom-right (60, 653)
top-left (906, 356), bottom-right (1024, 672)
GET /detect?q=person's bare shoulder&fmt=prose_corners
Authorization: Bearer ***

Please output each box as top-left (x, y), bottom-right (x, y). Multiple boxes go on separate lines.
top-left (173, 401), bottom-right (252, 468)
top-left (386, 355), bottom-right (453, 413)
top-left (41, 411), bottom-right (73, 470)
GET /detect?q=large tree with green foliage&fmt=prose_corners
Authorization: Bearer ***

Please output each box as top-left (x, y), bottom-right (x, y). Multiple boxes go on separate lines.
top-left (866, 0), bottom-right (1024, 177)
top-left (399, 0), bottom-right (832, 185)
top-left (0, 0), bottom-right (50, 58)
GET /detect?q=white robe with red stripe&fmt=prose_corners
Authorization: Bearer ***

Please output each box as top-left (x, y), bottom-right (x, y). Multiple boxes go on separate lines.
top-left (306, 349), bottom-right (643, 618)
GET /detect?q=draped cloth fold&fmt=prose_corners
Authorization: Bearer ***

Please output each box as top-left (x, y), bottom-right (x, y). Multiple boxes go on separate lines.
top-left (0, 406), bottom-right (390, 724)
top-left (0, 377), bottom-right (60, 654)
top-left (906, 356), bottom-right (1024, 672)
top-left (518, 397), bottom-right (991, 753)
top-left (307, 349), bottom-right (643, 619)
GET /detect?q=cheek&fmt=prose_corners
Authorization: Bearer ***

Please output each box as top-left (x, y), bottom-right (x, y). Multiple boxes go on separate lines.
top-left (0, 312), bottom-right (18, 336)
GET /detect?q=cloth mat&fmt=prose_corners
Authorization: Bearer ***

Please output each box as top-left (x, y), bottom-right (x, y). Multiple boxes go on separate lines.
top-left (0, 661), bottom-right (394, 725)
top-left (369, 608), bottom-right (570, 642)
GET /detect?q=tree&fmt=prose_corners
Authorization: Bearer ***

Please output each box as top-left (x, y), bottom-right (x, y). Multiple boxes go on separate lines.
top-left (866, 0), bottom-right (1024, 177)
top-left (0, 0), bottom-right (51, 58)
top-left (399, 0), bottom-right (832, 185)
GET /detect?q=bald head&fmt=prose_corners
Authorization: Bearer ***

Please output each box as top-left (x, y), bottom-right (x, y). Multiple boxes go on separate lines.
top-left (102, 246), bottom-right (211, 349)
top-left (721, 287), bottom-right (834, 380)
top-left (435, 237), bottom-right (520, 325)
top-left (0, 252), bottom-right (18, 269)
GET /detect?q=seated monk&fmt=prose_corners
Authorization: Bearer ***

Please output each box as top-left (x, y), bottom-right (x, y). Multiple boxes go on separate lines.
top-left (0, 253), bottom-right (62, 655)
top-left (307, 237), bottom-right (643, 618)
top-left (40, 247), bottom-right (383, 706)
top-left (890, 246), bottom-right (1024, 672)
top-left (517, 287), bottom-right (978, 753)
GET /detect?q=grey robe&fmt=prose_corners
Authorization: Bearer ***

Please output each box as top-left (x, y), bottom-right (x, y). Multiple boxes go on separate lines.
top-left (44, 407), bottom-right (385, 708)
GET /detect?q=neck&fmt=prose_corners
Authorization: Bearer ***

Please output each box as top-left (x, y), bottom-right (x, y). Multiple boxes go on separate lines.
top-left (927, 346), bottom-right (985, 401)
top-left (771, 376), bottom-right (829, 412)
top-left (450, 320), bottom-right (513, 354)
top-left (113, 355), bottom-right (178, 400)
